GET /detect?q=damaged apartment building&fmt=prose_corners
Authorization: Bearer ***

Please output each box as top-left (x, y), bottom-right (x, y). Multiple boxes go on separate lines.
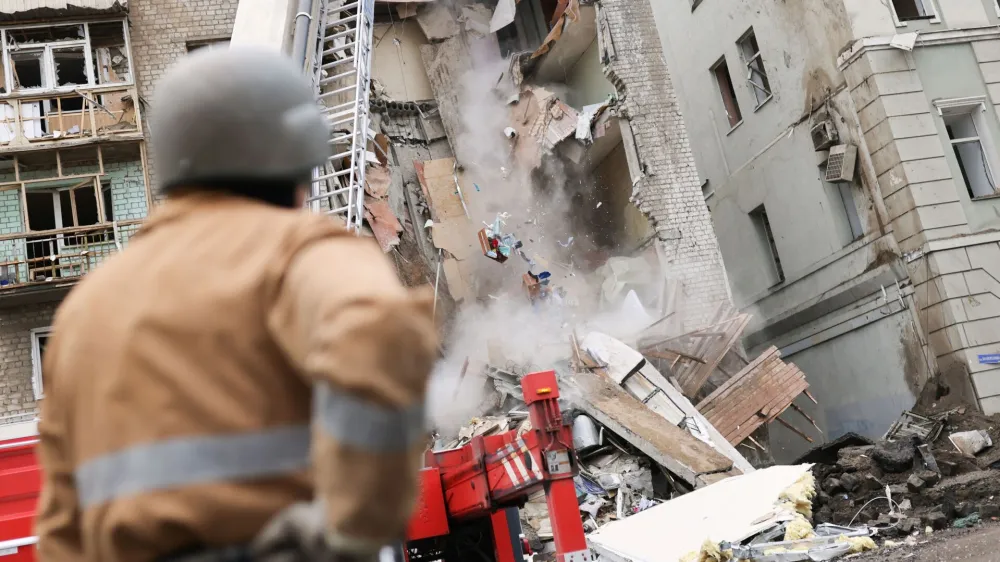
top-left (366, 0), bottom-right (733, 329)
top-left (366, 0), bottom-right (1000, 461)
top-left (649, 0), bottom-right (1000, 459)
top-left (0, 0), bottom-right (239, 441)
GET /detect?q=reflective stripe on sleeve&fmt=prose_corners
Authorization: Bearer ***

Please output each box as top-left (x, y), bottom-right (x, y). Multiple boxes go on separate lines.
top-left (74, 425), bottom-right (311, 508)
top-left (313, 382), bottom-right (426, 452)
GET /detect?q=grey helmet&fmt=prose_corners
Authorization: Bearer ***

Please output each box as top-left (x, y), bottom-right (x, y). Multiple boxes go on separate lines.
top-left (150, 47), bottom-right (330, 191)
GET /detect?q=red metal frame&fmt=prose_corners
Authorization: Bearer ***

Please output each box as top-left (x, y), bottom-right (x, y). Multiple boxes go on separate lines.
top-left (404, 371), bottom-right (592, 562)
top-left (0, 437), bottom-right (41, 562)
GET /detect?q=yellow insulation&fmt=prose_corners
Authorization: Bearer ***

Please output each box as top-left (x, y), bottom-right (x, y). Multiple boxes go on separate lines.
top-left (778, 472), bottom-right (817, 519)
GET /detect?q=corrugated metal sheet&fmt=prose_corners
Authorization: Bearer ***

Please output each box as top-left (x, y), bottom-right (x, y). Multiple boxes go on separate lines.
top-left (1, 0), bottom-right (127, 19)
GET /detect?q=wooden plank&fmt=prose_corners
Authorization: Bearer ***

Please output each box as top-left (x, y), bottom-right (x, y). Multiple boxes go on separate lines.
top-left (775, 416), bottom-right (814, 443)
top-left (708, 363), bottom-right (794, 433)
top-left (567, 369), bottom-right (734, 488)
top-left (724, 371), bottom-right (807, 445)
top-left (696, 346), bottom-right (780, 409)
top-left (698, 357), bottom-right (784, 420)
top-left (679, 314), bottom-right (752, 397)
top-left (644, 348), bottom-right (706, 364)
top-left (714, 364), bottom-right (800, 443)
top-left (761, 375), bottom-right (810, 423)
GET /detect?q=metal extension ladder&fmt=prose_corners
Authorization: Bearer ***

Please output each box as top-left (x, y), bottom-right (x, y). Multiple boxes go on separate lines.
top-left (307, 0), bottom-right (375, 232)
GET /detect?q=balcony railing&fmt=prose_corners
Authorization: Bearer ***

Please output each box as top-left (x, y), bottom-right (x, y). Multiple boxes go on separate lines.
top-left (0, 84), bottom-right (141, 148)
top-left (0, 219), bottom-right (142, 290)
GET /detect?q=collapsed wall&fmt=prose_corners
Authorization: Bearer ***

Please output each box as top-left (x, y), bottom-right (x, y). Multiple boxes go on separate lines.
top-left (596, 0), bottom-right (733, 324)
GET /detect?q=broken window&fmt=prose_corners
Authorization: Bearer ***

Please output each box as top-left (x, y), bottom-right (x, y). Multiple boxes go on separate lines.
top-left (31, 327), bottom-right (52, 399)
top-left (837, 183), bottom-right (864, 241)
top-left (187, 39), bottom-right (230, 52)
top-left (11, 50), bottom-right (44, 89)
top-left (750, 205), bottom-right (784, 285)
top-left (52, 46), bottom-right (87, 87)
top-left (89, 21), bottom-right (130, 84)
top-left (7, 25), bottom-right (84, 44)
top-left (891, 0), bottom-right (935, 22)
top-left (712, 58), bottom-right (742, 129)
top-left (737, 29), bottom-right (772, 108)
top-left (2, 21), bottom-right (133, 92)
top-left (944, 108), bottom-right (998, 199)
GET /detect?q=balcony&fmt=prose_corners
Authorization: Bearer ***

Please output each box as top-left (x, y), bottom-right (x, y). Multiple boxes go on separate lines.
top-left (0, 84), bottom-right (142, 152)
top-left (0, 219), bottom-right (141, 295)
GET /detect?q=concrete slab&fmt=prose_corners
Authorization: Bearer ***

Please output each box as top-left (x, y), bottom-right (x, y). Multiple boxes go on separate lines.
top-left (566, 369), bottom-right (734, 489)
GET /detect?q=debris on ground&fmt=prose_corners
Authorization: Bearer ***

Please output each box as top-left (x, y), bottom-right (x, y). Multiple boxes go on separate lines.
top-left (587, 464), bottom-right (877, 562)
top-left (810, 406), bottom-right (1000, 542)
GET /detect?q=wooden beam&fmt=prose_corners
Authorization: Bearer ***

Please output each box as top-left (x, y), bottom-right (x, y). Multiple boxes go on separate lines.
top-left (775, 415), bottom-right (814, 443)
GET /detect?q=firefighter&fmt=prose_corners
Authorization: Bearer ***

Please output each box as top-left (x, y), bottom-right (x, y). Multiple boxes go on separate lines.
top-left (34, 47), bottom-right (439, 562)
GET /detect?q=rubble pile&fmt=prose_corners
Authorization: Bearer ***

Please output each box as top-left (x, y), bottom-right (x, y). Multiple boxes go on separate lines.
top-left (810, 408), bottom-right (1000, 537)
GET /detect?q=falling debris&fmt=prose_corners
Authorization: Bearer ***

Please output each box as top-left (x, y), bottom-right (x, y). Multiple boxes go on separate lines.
top-left (478, 213), bottom-right (522, 263)
top-left (696, 346), bottom-right (814, 447)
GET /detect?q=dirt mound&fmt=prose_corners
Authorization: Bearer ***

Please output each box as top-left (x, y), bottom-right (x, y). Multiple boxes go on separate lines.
top-left (811, 407), bottom-right (1000, 533)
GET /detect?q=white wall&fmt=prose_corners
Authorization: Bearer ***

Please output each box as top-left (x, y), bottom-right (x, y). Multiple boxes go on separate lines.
top-left (373, 21), bottom-right (435, 101)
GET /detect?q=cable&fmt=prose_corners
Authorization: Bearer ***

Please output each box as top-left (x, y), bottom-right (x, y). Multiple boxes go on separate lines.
top-left (847, 495), bottom-right (904, 530)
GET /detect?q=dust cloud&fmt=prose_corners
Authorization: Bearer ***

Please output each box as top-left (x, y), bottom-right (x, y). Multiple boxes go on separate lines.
top-left (422, 19), bottom-right (665, 438)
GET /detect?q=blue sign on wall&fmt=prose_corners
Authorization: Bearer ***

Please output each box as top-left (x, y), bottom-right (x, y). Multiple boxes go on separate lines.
top-left (979, 354), bottom-right (1000, 365)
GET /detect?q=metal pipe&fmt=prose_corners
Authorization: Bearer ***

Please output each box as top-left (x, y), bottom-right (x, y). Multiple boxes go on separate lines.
top-left (291, 0), bottom-right (316, 68)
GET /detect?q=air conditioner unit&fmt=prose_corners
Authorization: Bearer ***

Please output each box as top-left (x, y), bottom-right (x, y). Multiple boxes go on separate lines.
top-left (825, 144), bottom-right (858, 183)
top-left (811, 119), bottom-right (839, 151)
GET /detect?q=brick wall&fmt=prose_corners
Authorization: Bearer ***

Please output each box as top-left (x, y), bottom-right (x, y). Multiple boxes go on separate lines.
top-left (128, 0), bottom-right (240, 191)
top-left (598, 0), bottom-right (732, 321)
top-left (0, 303), bottom-right (57, 424)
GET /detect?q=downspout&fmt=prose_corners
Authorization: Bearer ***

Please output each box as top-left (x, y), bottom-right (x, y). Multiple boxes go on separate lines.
top-left (291, 0), bottom-right (320, 210)
top-left (291, 0), bottom-right (317, 68)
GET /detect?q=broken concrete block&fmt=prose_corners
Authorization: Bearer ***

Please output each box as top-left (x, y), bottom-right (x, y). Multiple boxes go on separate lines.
top-left (956, 501), bottom-right (976, 517)
top-left (915, 469), bottom-right (941, 486)
top-left (923, 511), bottom-right (948, 530)
top-left (840, 472), bottom-right (860, 492)
top-left (979, 503), bottom-right (1000, 519)
top-left (815, 491), bottom-right (831, 506)
top-left (898, 517), bottom-right (920, 534)
top-left (872, 440), bottom-right (916, 473)
top-left (823, 477), bottom-right (844, 494)
top-left (888, 484), bottom-right (908, 497)
top-left (938, 499), bottom-right (956, 519)
top-left (906, 473), bottom-right (926, 492)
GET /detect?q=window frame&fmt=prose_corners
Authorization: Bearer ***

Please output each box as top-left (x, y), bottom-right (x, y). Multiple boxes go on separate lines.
top-left (934, 96), bottom-right (1000, 200)
top-left (0, 19), bottom-right (133, 97)
top-left (30, 326), bottom-right (52, 400)
top-left (711, 57), bottom-right (743, 132)
top-left (750, 205), bottom-right (785, 286)
top-left (889, 0), bottom-right (941, 27)
top-left (737, 28), bottom-right (773, 110)
top-left (186, 38), bottom-right (231, 53)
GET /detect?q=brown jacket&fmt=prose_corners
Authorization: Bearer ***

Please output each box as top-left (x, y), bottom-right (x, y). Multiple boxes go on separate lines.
top-left (35, 194), bottom-right (438, 562)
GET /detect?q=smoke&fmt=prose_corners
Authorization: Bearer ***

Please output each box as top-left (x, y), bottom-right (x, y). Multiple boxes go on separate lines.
top-left (422, 11), bottom-right (668, 437)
